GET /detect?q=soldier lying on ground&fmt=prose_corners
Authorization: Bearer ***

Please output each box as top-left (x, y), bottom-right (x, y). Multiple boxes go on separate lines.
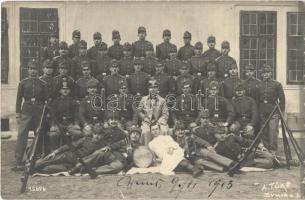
top-left (148, 124), bottom-right (202, 177)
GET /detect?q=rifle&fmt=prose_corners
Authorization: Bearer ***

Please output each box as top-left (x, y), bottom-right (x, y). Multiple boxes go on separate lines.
top-left (20, 101), bottom-right (49, 193)
top-left (47, 103), bottom-right (98, 179)
top-left (227, 104), bottom-right (278, 176)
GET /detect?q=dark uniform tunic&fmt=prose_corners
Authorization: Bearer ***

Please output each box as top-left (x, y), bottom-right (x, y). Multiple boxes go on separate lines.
top-left (215, 55), bottom-right (237, 79)
top-left (51, 96), bottom-right (78, 126)
top-left (103, 74), bottom-right (127, 97)
top-left (52, 56), bottom-right (75, 78)
top-left (153, 72), bottom-right (176, 98)
top-left (15, 77), bottom-right (47, 164)
top-left (108, 44), bottom-right (124, 60)
top-left (222, 77), bottom-right (243, 100)
top-left (143, 56), bottom-right (157, 76)
top-left (175, 74), bottom-right (195, 95)
top-left (119, 56), bottom-right (134, 76)
top-left (132, 40), bottom-right (154, 58)
top-left (206, 96), bottom-right (235, 124)
top-left (177, 44), bottom-right (195, 61)
top-left (164, 58), bottom-right (181, 77)
top-left (68, 43), bottom-right (79, 58)
top-left (156, 42), bottom-right (177, 60)
top-left (94, 54), bottom-right (111, 77)
top-left (87, 42), bottom-right (108, 61)
top-left (243, 77), bottom-right (261, 105)
top-left (76, 76), bottom-right (99, 99)
top-left (232, 96), bottom-right (258, 127)
top-left (202, 48), bottom-right (221, 62)
top-left (53, 75), bottom-right (76, 98)
top-left (39, 75), bottom-right (55, 100)
top-left (72, 55), bottom-right (95, 79)
top-left (128, 71), bottom-right (150, 96)
top-left (78, 95), bottom-right (104, 127)
top-left (190, 55), bottom-right (209, 77)
top-left (42, 44), bottom-right (59, 60)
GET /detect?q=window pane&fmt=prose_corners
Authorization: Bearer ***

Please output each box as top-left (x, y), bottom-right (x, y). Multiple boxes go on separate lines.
top-left (259, 14), bottom-right (266, 24)
top-left (243, 14), bottom-right (250, 24)
top-left (260, 25), bottom-right (266, 34)
top-left (289, 70), bottom-right (297, 81)
top-left (267, 25), bottom-right (274, 35)
top-left (267, 13), bottom-right (274, 24)
top-left (250, 14), bottom-right (257, 24)
top-left (288, 50), bottom-right (297, 59)
top-left (243, 50), bottom-right (249, 59)
top-left (288, 25), bottom-right (297, 35)
top-left (267, 38), bottom-right (274, 48)
top-left (243, 25), bottom-right (249, 35)
top-left (296, 71), bottom-right (304, 82)
top-left (259, 49), bottom-right (266, 59)
top-left (267, 49), bottom-right (274, 59)
top-left (250, 25), bottom-right (257, 35)
top-left (241, 39), bottom-right (250, 48)
top-left (288, 14), bottom-right (297, 25)
top-left (250, 50), bottom-right (257, 59)
top-left (251, 39), bottom-right (257, 49)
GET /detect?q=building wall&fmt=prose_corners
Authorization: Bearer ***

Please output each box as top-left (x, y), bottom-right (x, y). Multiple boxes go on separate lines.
top-left (1, 1), bottom-right (304, 130)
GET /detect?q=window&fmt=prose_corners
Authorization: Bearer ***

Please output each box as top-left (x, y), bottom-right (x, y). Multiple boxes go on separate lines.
top-left (1, 7), bottom-right (9, 84)
top-left (287, 12), bottom-right (305, 85)
top-left (20, 8), bottom-right (58, 80)
top-left (240, 11), bottom-right (277, 79)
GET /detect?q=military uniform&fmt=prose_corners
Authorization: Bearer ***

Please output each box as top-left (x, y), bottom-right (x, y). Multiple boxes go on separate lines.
top-left (258, 65), bottom-right (285, 152)
top-left (72, 56), bottom-right (95, 80)
top-left (164, 57), bottom-right (181, 77)
top-left (153, 70), bottom-right (176, 98)
top-left (215, 41), bottom-right (237, 79)
top-left (119, 43), bottom-right (134, 76)
top-left (128, 71), bottom-right (150, 96)
top-left (202, 36), bottom-right (221, 62)
top-left (52, 41), bottom-right (75, 78)
top-left (243, 64), bottom-right (261, 104)
top-left (93, 43), bottom-right (111, 78)
top-left (39, 59), bottom-right (55, 100)
top-left (76, 76), bottom-right (99, 99)
top-left (87, 32), bottom-right (107, 61)
top-left (68, 30), bottom-right (81, 58)
top-left (143, 55), bottom-right (157, 76)
top-left (53, 74), bottom-right (76, 98)
top-left (15, 60), bottom-right (47, 166)
top-left (78, 95), bottom-right (104, 127)
top-left (104, 73), bottom-right (127, 97)
top-left (177, 31), bottom-right (195, 61)
top-left (175, 63), bottom-right (196, 95)
top-left (222, 76), bottom-right (243, 100)
top-left (42, 40), bottom-right (59, 60)
top-left (132, 26), bottom-right (154, 58)
top-left (108, 30), bottom-right (124, 60)
top-left (190, 56), bottom-right (209, 77)
top-left (156, 29), bottom-right (177, 60)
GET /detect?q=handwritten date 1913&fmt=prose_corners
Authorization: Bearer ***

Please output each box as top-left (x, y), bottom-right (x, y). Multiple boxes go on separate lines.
top-left (208, 178), bottom-right (233, 198)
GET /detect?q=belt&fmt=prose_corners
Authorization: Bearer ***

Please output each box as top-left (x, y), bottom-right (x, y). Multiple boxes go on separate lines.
top-left (25, 99), bottom-right (44, 105)
top-left (261, 100), bottom-right (275, 104)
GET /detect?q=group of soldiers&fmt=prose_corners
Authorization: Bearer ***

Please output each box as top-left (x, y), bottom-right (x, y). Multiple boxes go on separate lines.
top-left (13, 26), bottom-right (291, 177)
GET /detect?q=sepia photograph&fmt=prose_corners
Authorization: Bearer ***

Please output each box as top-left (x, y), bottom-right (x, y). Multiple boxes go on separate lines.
top-left (1, 0), bottom-right (305, 199)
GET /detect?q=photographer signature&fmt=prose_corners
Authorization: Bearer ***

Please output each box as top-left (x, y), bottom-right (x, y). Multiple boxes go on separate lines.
top-left (208, 177), bottom-right (233, 198)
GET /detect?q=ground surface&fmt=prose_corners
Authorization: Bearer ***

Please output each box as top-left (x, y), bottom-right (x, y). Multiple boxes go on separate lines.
top-left (1, 139), bottom-right (304, 199)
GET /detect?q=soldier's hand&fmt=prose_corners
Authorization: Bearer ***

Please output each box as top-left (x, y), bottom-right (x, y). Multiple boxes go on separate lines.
top-left (16, 113), bottom-right (21, 125)
top-left (45, 152), bottom-right (56, 160)
top-left (207, 146), bottom-right (216, 153)
top-left (83, 124), bottom-right (92, 136)
top-left (101, 146), bottom-right (111, 152)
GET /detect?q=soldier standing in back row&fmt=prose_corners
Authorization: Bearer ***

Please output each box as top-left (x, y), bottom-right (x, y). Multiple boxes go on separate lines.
top-left (222, 63), bottom-right (243, 100)
top-left (156, 29), bottom-right (177, 60)
top-left (87, 32), bottom-right (107, 61)
top-left (190, 41), bottom-right (209, 77)
top-left (108, 30), bottom-right (124, 60)
top-left (243, 64), bottom-right (261, 105)
top-left (68, 30), bottom-right (81, 58)
top-left (143, 44), bottom-right (157, 76)
top-left (53, 42), bottom-right (75, 78)
top-left (132, 26), bottom-right (154, 58)
top-left (94, 43), bottom-right (111, 80)
top-left (119, 43), bottom-right (134, 76)
top-left (177, 31), bottom-right (195, 61)
top-left (215, 41), bottom-right (237, 80)
top-left (13, 59), bottom-right (47, 171)
top-left (202, 36), bottom-right (221, 62)
top-left (258, 65), bottom-right (285, 154)
top-left (164, 46), bottom-right (181, 78)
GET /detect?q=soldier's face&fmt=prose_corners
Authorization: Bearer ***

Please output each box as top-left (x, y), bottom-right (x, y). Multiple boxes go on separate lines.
top-left (73, 37), bottom-right (80, 44)
top-left (43, 67), bottom-right (54, 76)
top-left (119, 87), bottom-right (128, 95)
top-left (123, 50), bottom-right (132, 57)
top-left (209, 89), bottom-right (218, 96)
top-left (113, 38), bottom-right (121, 44)
top-left (130, 132), bottom-right (141, 142)
top-left (155, 66), bottom-right (164, 74)
top-left (28, 68), bottom-right (38, 77)
top-left (229, 68), bottom-right (238, 76)
top-left (60, 88), bottom-right (71, 96)
top-left (235, 90), bottom-right (245, 97)
top-left (194, 49), bottom-right (202, 56)
top-left (87, 87), bottom-right (97, 95)
top-left (151, 125), bottom-right (161, 137)
top-left (59, 49), bottom-right (68, 56)
top-left (208, 41), bottom-right (216, 48)
top-left (245, 70), bottom-right (255, 78)
top-left (145, 50), bottom-right (154, 57)
top-left (169, 52), bottom-right (177, 59)
top-left (261, 72), bottom-right (272, 80)
top-left (134, 65), bottom-right (142, 72)
top-left (179, 68), bottom-right (189, 75)
top-left (110, 66), bottom-right (119, 74)
top-left (79, 47), bottom-right (87, 56)
top-left (163, 36), bottom-right (171, 42)
top-left (94, 39), bottom-right (102, 46)
top-left (108, 119), bottom-right (118, 127)
top-left (200, 118), bottom-right (209, 126)
top-left (149, 87), bottom-right (158, 97)
top-left (184, 38), bottom-right (191, 45)
top-left (82, 68), bottom-right (91, 76)
top-left (182, 86), bottom-right (191, 94)
top-left (221, 48), bottom-right (230, 55)
top-left (138, 32), bottom-right (146, 40)
top-left (59, 67), bottom-right (68, 75)
top-left (207, 71), bottom-right (216, 78)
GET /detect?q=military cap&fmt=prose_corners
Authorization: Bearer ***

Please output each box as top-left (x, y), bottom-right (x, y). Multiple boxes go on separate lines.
top-left (110, 59), bottom-right (119, 67)
top-left (79, 40), bottom-right (87, 48)
top-left (43, 59), bottom-right (54, 69)
top-left (230, 63), bottom-right (238, 70)
top-left (145, 43), bottom-right (154, 52)
top-left (209, 81), bottom-right (219, 90)
top-left (180, 60), bottom-right (191, 69)
top-left (261, 64), bottom-right (272, 73)
top-left (207, 35), bottom-right (216, 42)
top-left (138, 26), bottom-right (146, 33)
top-left (200, 109), bottom-right (210, 119)
top-left (183, 31), bottom-right (192, 39)
top-left (28, 59), bottom-right (38, 69)
top-left (112, 30), bottom-right (120, 39)
top-left (129, 125), bottom-right (142, 135)
top-left (148, 78), bottom-right (158, 88)
top-left (59, 41), bottom-right (68, 49)
top-left (123, 42), bottom-right (132, 51)
top-left (133, 57), bottom-right (144, 65)
top-left (221, 40), bottom-right (230, 49)
top-left (98, 43), bottom-right (108, 51)
top-left (87, 79), bottom-right (99, 88)
top-left (93, 32), bottom-right (102, 40)
top-left (194, 42), bottom-right (203, 50)
top-left (207, 62), bottom-right (217, 72)
top-left (59, 60), bottom-right (69, 69)
top-left (72, 30), bottom-right (81, 38)
top-left (245, 64), bottom-right (255, 71)
top-left (163, 29), bottom-right (171, 37)
top-left (81, 60), bottom-right (90, 70)
top-left (182, 80), bottom-right (191, 88)
top-left (235, 83), bottom-right (246, 92)
top-left (169, 46), bottom-right (178, 53)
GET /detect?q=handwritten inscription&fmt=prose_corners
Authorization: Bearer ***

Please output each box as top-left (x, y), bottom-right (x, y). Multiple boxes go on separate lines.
top-left (260, 181), bottom-right (299, 199)
top-left (208, 177), bottom-right (233, 198)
